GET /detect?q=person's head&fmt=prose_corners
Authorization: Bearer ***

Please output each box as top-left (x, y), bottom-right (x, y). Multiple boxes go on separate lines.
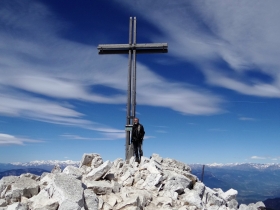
top-left (133, 118), bottom-right (139, 125)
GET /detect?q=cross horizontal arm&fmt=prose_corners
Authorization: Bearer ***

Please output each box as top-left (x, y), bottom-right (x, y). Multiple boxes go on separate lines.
top-left (98, 43), bottom-right (168, 54)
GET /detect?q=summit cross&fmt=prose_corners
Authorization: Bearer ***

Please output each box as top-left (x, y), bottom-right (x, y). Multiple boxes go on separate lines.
top-left (97, 17), bottom-right (168, 161)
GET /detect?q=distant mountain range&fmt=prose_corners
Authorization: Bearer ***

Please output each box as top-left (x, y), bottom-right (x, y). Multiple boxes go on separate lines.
top-left (189, 163), bottom-right (280, 205)
top-left (1, 161), bottom-right (280, 207)
top-left (0, 160), bottom-right (79, 172)
top-left (0, 168), bottom-right (49, 179)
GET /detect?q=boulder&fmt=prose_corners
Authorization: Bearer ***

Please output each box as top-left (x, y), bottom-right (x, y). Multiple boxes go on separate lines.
top-left (192, 182), bottom-right (205, 198)
top-left (91, 154), bottom-right (103, 168)
top-left (51, 164), bottom-right (62, 174)
top-left (0, 199), bottom-right (6, 207)
top-left (63, 165), bottom-right (83, 180)
top-left (162, 157), bottom-right (191, 172)
top-left (79, 154), bottom-right (95, 168)
top-left (6, 202), bottom-right (28, 210)
top-left (221, 188), bottom-right (238, 202)
top-left (150, 153), bottom-right (163, 164)
top-left (228, 199), bottom-right (238, 210)
top-left (84, 160), bottom-right (112, 181)
top-left (141, 173), bottom-right (163, 191)
top-left (164, 173), bottom-right (192, 194)
top-left (0, 176), bottom-right (19, 198)
top-left (181, 189), bottom-right (203, 209)
top-left (84, 189), bottom-right (99, 210)
top-left (19, 173), bottom-right (40, 181)
top-left (29, 173), bottom-right (84, 209)
top-left (85, 180), bottom-right (112, 195)
top-left (202, 187), bottom-right (226, 207)
top-left (114, 196), bottom-right (139, 210)
top-left (12, 177), bottom-right (39, 198)
top-left (152, 196), bottom-right (173, 208)
top-left (28, 189), bottom-right (59, 210)
top-left (255, 201), bottom-right (266, 209)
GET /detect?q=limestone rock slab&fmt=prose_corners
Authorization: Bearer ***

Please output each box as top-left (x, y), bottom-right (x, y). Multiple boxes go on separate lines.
top-left (84, 189), bottom-right (99, 210)
top-left (85, 181), bottom-right (112, 195)
top-left (84, 161), bottom-right (112, 181)
top-left (63, 165), bottom-right (83, 180)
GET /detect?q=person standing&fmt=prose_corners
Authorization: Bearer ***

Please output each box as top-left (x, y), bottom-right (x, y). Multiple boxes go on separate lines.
top-left (131, 117), bottom-right (145, 162)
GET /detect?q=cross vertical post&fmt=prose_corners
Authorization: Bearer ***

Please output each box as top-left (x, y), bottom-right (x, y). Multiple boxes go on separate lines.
top-left (97, 17), bottom-right (168, 161)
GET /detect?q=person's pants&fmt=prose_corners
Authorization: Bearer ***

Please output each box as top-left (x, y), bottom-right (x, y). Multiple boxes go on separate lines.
top-left (133, 140), bottom-right (143, 160)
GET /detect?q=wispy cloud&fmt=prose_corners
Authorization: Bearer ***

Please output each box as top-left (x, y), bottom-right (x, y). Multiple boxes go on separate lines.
top-left (0, 0), bottom-right (226, 140)
top-left (251, 156), bottom-right (266, 160)
top-left (155, 130), bottom-right (168, 134)
top-left (251, 156), bottom-right (279, 161)
top-left (119, 0), bottom-right (280, 98)
top-left (208, 128), bottom-right (227, 132)
top-left (239, 117), bottom-right (256, 121)
top-left (61, 134), bottom-right (124, 141)
top-left (0, 133), bottom-right (44, 145)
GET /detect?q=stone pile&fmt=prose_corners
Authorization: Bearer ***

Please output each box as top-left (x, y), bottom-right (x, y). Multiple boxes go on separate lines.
top-left (0, 153), bottom-right (265, 210)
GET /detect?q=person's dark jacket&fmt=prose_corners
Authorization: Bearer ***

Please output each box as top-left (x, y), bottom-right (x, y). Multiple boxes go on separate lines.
top-left (131, 123), bottom-right (145, 143)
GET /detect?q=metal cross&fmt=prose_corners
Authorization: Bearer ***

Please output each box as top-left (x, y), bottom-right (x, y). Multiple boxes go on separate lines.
top-left (97, 17), bottom-right (168, 161)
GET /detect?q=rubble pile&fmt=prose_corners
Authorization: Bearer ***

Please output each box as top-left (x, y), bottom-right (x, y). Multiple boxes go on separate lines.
top-left (0, 153), bottom-right (265, 210)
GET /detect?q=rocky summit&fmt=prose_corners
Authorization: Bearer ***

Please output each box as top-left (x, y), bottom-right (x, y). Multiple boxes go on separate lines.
top-left (0, 153), bottom-right (265, 210)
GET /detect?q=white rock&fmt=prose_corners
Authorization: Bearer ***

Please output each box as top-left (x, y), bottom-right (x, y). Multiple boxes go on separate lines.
top-left (19, 173), bottom-right (40, 181)
top-left (124, 189), bottom-right (153, 207)
top-left (91, 154), bottom-right (103, 168)
top-left (6, 202), bottom-right (28, 210)
top-left (11, 177), bottom-right (39, 201)
top-left (139, 161), bottom-right (162, 174)
top-left (98, 197), bottom-right (104, 210)
top-left (85, 180), bottom-right (112, 195)
top-left (238, 204), bottom-right (248, 210)
top-left (113, 158), bottom-right (124, 168)
top-left (181, 189), bottom-right (203, 209)
top-left (221, 188), bottom-right (238, 201)
top-left (84, 160), bottom-right (112, 181)
top-left (63, 165), bottom-right (83, 180)
top-left (120, 170), bottom-right (133, 182)
top-left (159, 190), bottom-right (178, 200)
top-left (51, 165), bottom-right (62, 174)
top-left (59, 199), bottom-right (82, 210)
top-left (139, 156), bottom-right (150, 166)
top-left (255, 201), bottom-right (265, 209)
top-left (162, 158), bottom-right (191, 172)
top-left (123, 177), bottom-right (134, 187)
top-left (0, 199), bottom-right (6, 207)
top-left (114, 196), bottom-right (139, 210)
top-left (79, 153), bottom-right (95, 168)
top-left (0, 176), bottom-right (19, 198)
top-left (141, 173), bottom-right (163, 191)
top-left (111, 180), bottom-right (122, 193)
top-left (164, 173), bottom-right (192, 194)
top-left (150, 153), bottom-right (163, 164)
top-left (102, 193), bottom-right (121, 207)
top-left (84, 189), bottom-right (98, 210)
top-left (202, 187), bottom-right (226, 207)
top-left (152, 196), bottom-right (173, 208)
top-left (193, 182), bottom-right (205, 198)
top-left (31, 173), bottom-right (84, 209)
top-left (102, 202), bottom-right (113, 210)
top-left (228, 199), bottom-right (238, 210)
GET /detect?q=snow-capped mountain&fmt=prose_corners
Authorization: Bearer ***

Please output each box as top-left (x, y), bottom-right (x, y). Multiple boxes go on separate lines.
top-left (0, 160), bottom-right (80, 172)
top-left (189, 163), bottom-right (280, 171)
top-left (11, 160), bottom-right (80, 167)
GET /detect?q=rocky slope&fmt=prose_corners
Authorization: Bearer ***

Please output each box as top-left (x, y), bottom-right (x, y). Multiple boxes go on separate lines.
top-left (0, 153), bottom-right (265, 210)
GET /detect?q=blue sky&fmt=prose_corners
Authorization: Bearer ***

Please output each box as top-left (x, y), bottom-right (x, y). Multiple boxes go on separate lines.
top-left (0, 0), bottom-right (279, 164)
